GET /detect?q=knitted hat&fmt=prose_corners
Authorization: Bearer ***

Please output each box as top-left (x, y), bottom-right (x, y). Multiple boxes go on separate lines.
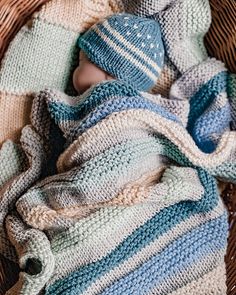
top-left (78, 13), bottom-right (164, 91)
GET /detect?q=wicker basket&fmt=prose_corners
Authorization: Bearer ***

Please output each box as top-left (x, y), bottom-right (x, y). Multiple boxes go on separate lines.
top-left (205, 0), bottom-right (236, 74)
top-left (224, 184), bottom-right (236, 295)
top-left (0, 0), bottom-right (235, 294)
top-left (0, 0), bottom-right (49, 62)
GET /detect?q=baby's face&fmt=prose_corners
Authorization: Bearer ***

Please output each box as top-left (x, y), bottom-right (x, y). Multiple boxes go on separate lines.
top-left (73, 51), bottom-right (113, 94)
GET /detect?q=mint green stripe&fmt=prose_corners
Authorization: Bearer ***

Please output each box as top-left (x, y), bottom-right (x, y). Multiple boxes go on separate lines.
top-left (0, 141), bottom-right (25, 188)
top-left (0, 18), bottom-right (78, 94)
top-left (46, 169), bottom-right (220, 295)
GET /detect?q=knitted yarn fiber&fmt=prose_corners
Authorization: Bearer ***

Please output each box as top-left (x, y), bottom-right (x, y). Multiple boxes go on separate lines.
top-left (123, 0), bottom-right (211, 96)
top-left (170, 58), bottom-right (231, 153)
top-left (0, 0), bottom-right (123, 145)
top-left (78, 13), bottom-right (164, 91)
top-left (123, 0), bottom-right (170, 17)
top-left (0, 57), bottom-right (235, 293)
top-left (154, 0), bottom-right (211, 74)
top-left (0, 0), bottom-right (236, 294)
top-left (2, 73), bottom-right (235, 294)
top-left (229, 74), bottom-right (236, 131)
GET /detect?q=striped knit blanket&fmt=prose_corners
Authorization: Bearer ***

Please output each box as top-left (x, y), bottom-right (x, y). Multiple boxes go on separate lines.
top-left (0, 0), bottom-right (236, 294)
top-left (1, 56), bottom-right (236, 294)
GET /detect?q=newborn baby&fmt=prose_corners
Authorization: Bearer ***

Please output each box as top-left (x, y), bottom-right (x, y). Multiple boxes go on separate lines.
top-left (73, 13), bottom-right (165, 94)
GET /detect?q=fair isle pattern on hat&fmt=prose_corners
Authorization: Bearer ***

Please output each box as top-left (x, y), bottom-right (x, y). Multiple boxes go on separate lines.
top-left (78, 13), bottom-right (164, 91)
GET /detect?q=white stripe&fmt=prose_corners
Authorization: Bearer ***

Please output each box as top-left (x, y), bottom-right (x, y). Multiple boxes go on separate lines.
top-left (103, 20), bottom-right (162, 74)
top-left (93, 26), bottom-right (158, 82)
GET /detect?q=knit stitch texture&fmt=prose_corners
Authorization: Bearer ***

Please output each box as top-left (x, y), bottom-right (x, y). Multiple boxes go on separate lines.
top-left (0, 1), bottom-right (236, 294)
top-left (0, 0), bottom-right (123, 144)
top-left (78, 13), bottom-right (164, 91)
top-left (1, 74), bottom-right (235, 294)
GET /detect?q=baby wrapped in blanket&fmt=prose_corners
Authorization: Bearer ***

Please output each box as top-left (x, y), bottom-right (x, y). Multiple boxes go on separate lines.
top-left (5, 13), bottom-right (236, 295)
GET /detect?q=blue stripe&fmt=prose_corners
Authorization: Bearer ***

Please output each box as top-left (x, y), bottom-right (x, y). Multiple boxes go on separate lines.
top-left (187, 71), bottom-right (228, 133)
top-left (192, 103), bottom-right (231, 153)
top-left (70, 96), bottom-right (180, 138)
top-left (79, 30), bottom-right (155, 90)
top-left (45, 169), bottom-right (221, 295)
top-left (96, 22), bottom-right (162, 74)
top-left (48, 81), bottom-right (139, 122)
top-left (100, 214), bottom-right (227, 295)
top-left (48, 96), bottom-right (181, 140)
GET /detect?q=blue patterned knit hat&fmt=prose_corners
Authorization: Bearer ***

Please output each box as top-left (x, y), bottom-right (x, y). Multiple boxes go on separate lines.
top-left (78, 13), bottom-right (164, 91)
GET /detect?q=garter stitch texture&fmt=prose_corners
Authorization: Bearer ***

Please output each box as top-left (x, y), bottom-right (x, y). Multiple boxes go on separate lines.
top-left (78, 13), bottom-right (164, 91)
top-left (1, 70), bottom-right (235, 293)
top-left (0, 0), bottom-right (236, 294)
top-left (229, 74), bottom-right (236, 131)
top-left (0, 141), bottom-right (26, 188)
top-left (122, 0), bottom-right (171, 16)
top-left (123, 0), bottom-right (211, 96)
top-left (0, 0), bottom-right (123, 145)
top-left (153, 0), bottom-right (211, 74)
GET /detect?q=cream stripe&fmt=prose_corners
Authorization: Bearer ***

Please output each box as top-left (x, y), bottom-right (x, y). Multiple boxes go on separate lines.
top-left (49, 205), bottom-right (158, 284)
top-left (103, 20), bottom-right (162, 74)
top-left (58, 110), bottom-right (236, 172)
top-left (57, 128), bottom-right (149, 172)
top-left (48, 188), bottom-right (185, 284)
top-left (48, 196), bottom-right (223, 285)
top-left (169, 59), bottom-right (226, 100)
top-left (70, 200), bottom-right (225, 294)
top-left (93, 26), bottom-right (157, 82)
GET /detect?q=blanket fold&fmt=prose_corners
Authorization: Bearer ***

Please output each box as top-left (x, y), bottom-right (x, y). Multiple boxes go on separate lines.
top-left (1, 56), bottom-right (235, 293)
top-left (0, 1), bottom-right (236, 294)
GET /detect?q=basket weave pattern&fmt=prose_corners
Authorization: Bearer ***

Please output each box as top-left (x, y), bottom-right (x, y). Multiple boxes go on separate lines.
top-left (205, 0), bottom-right (236, 73)
top-left (224, 184), bottom-right (236, 295)
top-left (0, 0), bottom-right (49, 62)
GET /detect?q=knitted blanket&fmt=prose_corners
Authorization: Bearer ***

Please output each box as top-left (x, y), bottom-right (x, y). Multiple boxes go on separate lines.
top-left (0, 57), bottom-right (236, 294)
top-left (0, 0), bottom-right (236, 294)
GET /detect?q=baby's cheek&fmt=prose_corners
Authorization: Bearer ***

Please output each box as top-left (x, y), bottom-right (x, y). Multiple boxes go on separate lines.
top-left (73, 63), bottom-right (107, 94)
top-left (73, 66), bottom-right (91, 93)
top-left (73, 67), bottom-right (83, 93)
